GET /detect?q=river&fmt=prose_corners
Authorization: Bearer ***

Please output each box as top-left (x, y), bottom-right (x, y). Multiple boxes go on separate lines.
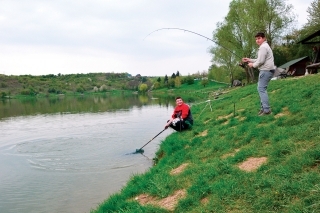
top-left (0, 94), bottom-right (175, 213)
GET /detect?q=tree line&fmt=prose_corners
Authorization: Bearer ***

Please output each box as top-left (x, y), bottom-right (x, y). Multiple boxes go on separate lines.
top-left (0, 70), bottom-right (212, 98)
top-left (208, 0), bottom-right (320, 85)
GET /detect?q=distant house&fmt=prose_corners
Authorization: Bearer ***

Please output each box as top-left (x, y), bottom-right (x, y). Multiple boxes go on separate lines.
top-left (279, 56), bottom-right (309, 76)
top-left (297, 29), bottom-right (320, 73)
top-left (278, 30), bottom-right (320, 76)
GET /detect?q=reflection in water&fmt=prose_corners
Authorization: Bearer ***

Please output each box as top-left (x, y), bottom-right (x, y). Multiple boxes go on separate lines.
top-left (0, 94), bottom-right (176, 213)
top-left (0, 94), bottom-right (175, 120)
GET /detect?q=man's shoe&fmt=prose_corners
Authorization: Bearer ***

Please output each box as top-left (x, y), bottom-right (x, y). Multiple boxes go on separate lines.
top-left (258, 110), bottom-right (264, 115)
top-left (259, 111), bottom-right (271, 116)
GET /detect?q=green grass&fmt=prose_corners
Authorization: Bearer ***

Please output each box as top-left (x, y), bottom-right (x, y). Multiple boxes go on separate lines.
top-left (92, 75), bottom-right (320, 213)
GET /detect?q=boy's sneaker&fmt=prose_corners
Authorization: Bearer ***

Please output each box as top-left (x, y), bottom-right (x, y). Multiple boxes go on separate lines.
top-left (259, 110), bottom-right (271, 116)
top-left (258, 110), bottom-right (264, 115)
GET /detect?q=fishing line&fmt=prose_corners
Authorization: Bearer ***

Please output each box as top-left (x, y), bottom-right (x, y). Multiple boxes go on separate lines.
top-left (144, 27), bottom-right (243, 60)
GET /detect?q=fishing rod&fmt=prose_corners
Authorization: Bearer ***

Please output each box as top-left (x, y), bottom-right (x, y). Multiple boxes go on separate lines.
top-left (144, 27), bottom-right (243, 60)
top-left (134, 128), bottom-right (167, 154)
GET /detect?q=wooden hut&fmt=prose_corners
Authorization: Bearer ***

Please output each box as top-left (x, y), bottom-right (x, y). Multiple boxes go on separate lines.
top-left (298, 29), bottom-right (320, 73)
top-left (279, 56), bottom-right (309, 76)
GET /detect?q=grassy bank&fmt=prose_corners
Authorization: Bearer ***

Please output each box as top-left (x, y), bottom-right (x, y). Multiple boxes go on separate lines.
top-left (92, 75), bottom-right (320, 213)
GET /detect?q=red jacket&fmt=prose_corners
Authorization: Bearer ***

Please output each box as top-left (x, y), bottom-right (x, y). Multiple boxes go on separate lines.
top-left (172, 103), bottom-right (190, 119)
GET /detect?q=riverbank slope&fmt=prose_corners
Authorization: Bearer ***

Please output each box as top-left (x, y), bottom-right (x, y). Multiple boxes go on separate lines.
top-left (92, 74), bottom-right (320, 212)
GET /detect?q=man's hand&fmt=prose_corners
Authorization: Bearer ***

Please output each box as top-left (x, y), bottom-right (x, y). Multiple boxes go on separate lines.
top-left (242, 58), bottom-right (250, 63)
top-left (165, 119), bottom-right (173, 129)
top-left (248, 62), bottom-right (254, 68)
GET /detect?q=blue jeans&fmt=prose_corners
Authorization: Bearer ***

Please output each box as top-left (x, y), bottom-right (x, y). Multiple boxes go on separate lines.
top-left (257, 70), bottom-right (274, 112)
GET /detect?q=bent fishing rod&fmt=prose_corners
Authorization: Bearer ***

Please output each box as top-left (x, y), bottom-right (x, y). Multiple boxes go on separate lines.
top-left (144, 27), bottom-right (243, 60)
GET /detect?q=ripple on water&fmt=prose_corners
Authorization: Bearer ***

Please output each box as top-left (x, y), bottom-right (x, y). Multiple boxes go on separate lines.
top-left (5, 136), bottom-right (132, 172)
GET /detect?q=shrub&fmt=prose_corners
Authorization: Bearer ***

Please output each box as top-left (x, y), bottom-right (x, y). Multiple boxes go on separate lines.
top-left (1, 91), bottom-right (7, 98)
top-left (100, 84), bottom-right (108, 92)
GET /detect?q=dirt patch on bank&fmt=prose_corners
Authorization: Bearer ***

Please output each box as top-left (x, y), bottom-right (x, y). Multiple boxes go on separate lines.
top-left (201, 197), bottom-right (209, 205)
top-left (135, 189), bottom-right (187, 211)
top-left (170, 163), bottom-right (189, 175)
top-left (204, 119), bottom-right (212, 124)
top-left (271, 89), bottom-right (281, 93)
top-left (217, 113), bottom-right (233, 120)
top-left (275, 107), bottom-right (290, 118)
top-left (238, 157), bottom-right (267, 172)
top-left (199, 130), bottom-right (208, 137)
top-left (222, 149), bottom-right (240, 159)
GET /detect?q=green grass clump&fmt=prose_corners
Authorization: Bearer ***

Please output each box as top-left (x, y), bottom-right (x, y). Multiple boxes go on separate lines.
top-left (92, 75), bottom-right (320, 213)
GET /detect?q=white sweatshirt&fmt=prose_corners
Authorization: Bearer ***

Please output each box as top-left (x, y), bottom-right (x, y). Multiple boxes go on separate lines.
top-left (250, 41), bottom-right (275, 71)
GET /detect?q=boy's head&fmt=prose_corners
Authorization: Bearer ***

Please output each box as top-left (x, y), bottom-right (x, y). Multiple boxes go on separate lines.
top-left (255, 32), bottom-right (266, 46)
top-left (175, 96), bottom-right (183, 105)
top-left (255, 32), bottom-right (265, 38)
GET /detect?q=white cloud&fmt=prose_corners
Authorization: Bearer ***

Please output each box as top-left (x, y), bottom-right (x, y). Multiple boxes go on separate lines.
top-left (0, 0), bottom-right (314, 76)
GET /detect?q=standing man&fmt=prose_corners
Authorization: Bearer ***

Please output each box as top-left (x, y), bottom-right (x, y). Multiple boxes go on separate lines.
top-left (165, 96), bottom-right (193, 131)
top-left (242, 32), bottom-right (275, 116)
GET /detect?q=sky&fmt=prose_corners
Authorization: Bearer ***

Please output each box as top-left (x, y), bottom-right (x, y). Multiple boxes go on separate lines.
top-left (0, 0), bottom-right (314, 77)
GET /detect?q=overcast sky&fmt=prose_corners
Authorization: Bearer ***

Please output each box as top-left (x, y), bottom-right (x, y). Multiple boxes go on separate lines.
top-left (0, 0), bottom-right (314, 77)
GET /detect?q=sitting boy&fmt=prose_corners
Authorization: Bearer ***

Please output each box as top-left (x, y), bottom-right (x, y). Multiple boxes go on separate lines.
top-left (165, 96), bottom-right (193, 131)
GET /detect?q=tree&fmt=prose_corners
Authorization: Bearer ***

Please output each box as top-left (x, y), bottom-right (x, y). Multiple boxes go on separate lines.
top-left (306, 0), bottom-right (320, 31)
top-left (153, 82), bottom-right (160, 89)
top-left (157, 77), bottom-right (161, 83)
top-left (76, 85), bottom-right (85, 93)
top-left (100, 84), bottom-right (108, 92)
top-left (201, 70), bottom-right (208, 78)
top-left (175, 76), bottom-right (181, 88)
top-left (171, 73), bottom-right (176, 79)
top-left (1, 92), bottom-right (7, 99)
top-left (193, 71), bottom-right (201, 80)
top-left (168, 79), bottom-right (175, 88)
top-left (139, 83), bottom-right (148, 93)
top-left (211, 0), bottom-right (296, 84)
top-left (127, 80), bottom-right (140, 90)
top-left (201, 78), bottom-right (209, 87)
top-left (185, 75), bottom-right (194, 85)
top-left (176, 71), bottom-right (180, 77)
top-left (164, 75), bottom-right (168, 85)
top-left (141, 76), bottom-right (147, 83)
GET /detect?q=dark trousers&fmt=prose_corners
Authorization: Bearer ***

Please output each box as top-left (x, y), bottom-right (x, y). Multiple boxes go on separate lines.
top-left (169, 120), bottom-right (192, 132)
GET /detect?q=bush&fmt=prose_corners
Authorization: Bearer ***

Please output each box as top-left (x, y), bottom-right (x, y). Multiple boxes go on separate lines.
top-left (185, 75), bottom-right (194, 85)
top-left (0, 82), bottom-right (7, 88)
top-left (1, 91), bottom-right (7, 98)
top-left (48, 88), bottom-right (57, 93)
top-left (20, 89), bottom-right (31, 95)
top-left (100, 85), bottom-right (108, 92)
top-left (139, 83), bottom-right (148, 93)
top-left (76, 86), bottom-right (85, 93)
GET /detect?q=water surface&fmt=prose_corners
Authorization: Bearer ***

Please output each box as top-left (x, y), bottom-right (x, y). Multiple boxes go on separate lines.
top-left (0, 95), bottom-right (175, 213)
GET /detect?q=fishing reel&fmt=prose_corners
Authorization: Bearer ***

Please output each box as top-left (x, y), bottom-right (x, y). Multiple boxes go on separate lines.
top-left (238, 61), bottom-right (248, 69)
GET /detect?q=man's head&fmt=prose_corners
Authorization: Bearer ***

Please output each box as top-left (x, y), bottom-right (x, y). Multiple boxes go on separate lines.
top-left (175, 96), bottom-right (183, 106)
top-left (255, 32), bottom-right (266, 46)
